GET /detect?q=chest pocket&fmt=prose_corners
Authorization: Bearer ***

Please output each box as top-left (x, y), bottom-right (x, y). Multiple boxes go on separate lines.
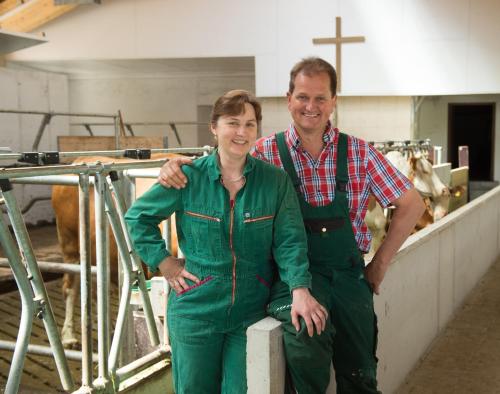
top-left (242, 209), bottom-right (275, 262)
top-left (182, 207), bottom-right (224, 261)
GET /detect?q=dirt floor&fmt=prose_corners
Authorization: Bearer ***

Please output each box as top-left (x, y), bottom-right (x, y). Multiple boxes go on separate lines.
top-left (0, 224), bottom-right (120, 393)
top-left (396, 257), bottom-right (500, 394)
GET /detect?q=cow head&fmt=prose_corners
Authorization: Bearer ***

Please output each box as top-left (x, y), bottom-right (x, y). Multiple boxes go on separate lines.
top-left (410, 152), bottom-right (450, 220)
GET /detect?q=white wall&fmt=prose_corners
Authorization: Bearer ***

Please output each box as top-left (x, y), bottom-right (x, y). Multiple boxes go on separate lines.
top-left (7, 0), bottom-right (500, 97)
top-left (260, 96), bottom-right (412, 141)
top-left (68, 74), bottom-right (255, 147)
top-left (0, 67), bottom-right (69, 224)
top-left (416, 94), bottom-right (500, 181)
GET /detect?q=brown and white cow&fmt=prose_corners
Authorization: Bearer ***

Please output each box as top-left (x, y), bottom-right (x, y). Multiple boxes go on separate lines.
top-left (365, 151), bottom-right (450, 254)
top-left (52, 155), bottom-right (180, 348)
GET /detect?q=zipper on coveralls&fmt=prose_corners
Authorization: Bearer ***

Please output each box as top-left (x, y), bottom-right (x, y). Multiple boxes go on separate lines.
top-left (185, 211), bottom-right (221, 222)
top-left (229, 199), bottom-right (237, 304)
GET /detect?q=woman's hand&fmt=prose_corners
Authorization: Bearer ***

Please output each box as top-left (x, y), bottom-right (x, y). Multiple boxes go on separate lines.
top-left (157, 256), bottom-right (200, 294)
top-left (291, 287), bottom-right (328, 337)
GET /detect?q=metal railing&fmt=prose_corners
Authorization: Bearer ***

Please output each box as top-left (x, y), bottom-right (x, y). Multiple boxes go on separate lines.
top-left (0, 109), bottom-right (120, 152)
top-left (0, 147), bottom-right (211, 393)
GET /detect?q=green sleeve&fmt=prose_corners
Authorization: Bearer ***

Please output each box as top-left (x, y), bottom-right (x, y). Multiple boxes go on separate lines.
top-left (124, 182), bottom-right (182, 273)
top-left (272, 173), bottom-right (312, 291)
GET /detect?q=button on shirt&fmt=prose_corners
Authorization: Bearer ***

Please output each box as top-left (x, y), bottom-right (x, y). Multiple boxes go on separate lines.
top-left (252, 123), bottom-right (412, 252)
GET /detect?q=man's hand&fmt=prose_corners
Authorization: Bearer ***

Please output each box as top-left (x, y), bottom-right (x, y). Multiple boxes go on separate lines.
top-left (291, 287), bottom-right (328, 337)
top-left (157, 256), bottom-right (200, 294)
top-left (158, 157), bottom-right (193, 189)
top-left (363, 258), bottom-right (388, 295)
top-left (365, 187), bottom-right (425, 295)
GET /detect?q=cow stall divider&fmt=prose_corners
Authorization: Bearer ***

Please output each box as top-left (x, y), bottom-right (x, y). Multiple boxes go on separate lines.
top-left (0, 146), bottom-right (211, 393)
top-left (0, 109), bottom-right (121, 152)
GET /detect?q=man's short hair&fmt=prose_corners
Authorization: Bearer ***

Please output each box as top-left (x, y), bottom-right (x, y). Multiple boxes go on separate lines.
top-left (289, 57), bottom-right (337, 97)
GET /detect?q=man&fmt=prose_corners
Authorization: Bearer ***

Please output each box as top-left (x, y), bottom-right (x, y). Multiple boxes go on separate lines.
top-left (158, 57), bottom-right (425, 393)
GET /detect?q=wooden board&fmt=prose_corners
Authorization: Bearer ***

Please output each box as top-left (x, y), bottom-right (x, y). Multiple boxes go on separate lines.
top-left (57, 136), bottom-right (168, 156)
top-left (449, 166), bottom-right (469, 213)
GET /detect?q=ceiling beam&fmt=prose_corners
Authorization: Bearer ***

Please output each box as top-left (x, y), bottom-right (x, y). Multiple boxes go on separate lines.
top-left (0, 0), bottom-right (21, 17)
top-left (0, 0), bottom-right (78, 33)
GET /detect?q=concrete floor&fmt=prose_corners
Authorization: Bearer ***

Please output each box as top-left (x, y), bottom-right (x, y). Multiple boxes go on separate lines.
top-left (396, 257), bottom-right (500, 394)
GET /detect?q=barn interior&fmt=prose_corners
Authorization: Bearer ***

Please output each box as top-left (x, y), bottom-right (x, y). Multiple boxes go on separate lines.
top-left (1, 1), bottom-right (500, 393)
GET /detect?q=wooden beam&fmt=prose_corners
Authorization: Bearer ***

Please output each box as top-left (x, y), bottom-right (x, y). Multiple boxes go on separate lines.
top-left (0, 0), bottom-right (78, 33)
top-left (0, 0), bottom-right (20, 17)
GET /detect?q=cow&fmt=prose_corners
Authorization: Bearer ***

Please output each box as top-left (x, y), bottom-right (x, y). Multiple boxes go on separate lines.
top-left (365, 150), bottom-right (450, 254)
top-left (52, 155), bottom-right (181, 348)
top-left (386, 150), bottom-right (451, 221)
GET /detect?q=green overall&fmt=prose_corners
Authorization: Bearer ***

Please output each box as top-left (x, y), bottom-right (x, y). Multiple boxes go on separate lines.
top-left (268, 132), bottom-right (380, 394)
top-left (125, 153), bottom-right (311, 394)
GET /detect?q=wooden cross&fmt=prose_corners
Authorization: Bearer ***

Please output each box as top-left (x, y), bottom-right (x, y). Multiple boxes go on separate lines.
top-left (312, 17), bottom-right (365, 92)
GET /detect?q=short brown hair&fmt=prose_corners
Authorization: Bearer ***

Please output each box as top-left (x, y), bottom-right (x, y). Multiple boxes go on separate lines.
top-left (289, 57), bottom-right (337, 97)
top-left (210, 90), bottom-right (262, 129)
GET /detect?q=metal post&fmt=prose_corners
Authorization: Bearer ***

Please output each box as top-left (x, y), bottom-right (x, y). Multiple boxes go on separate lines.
top-left (0, 340), bottom-right (98, 363)
top-left (104, 180), bottom-right (135, 378)
top-left (32, 113), bottom-right (52, 151)
top-left (114, 113), bottom-right (121, 150)
top-left (0, 211), bottom-right (35, 394)
top-left (0, 181), bottom-right (75, 391)
top-left (94, 171), bottom-right (111, 389)
top-left (109, 175), bottom-right (160, 347)
top-left (79, 173), bottom-right (93, 389)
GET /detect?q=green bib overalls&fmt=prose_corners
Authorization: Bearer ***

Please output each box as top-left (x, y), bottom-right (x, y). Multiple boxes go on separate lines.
top-left (268, 132), bottom-right (380, 394)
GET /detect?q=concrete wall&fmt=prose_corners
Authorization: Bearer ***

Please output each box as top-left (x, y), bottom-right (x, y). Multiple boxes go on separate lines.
top-left (247, 185), bottom-right (500, 393)
top-left (376, 184), bottom-right (500, 392)
top-left (260, 96), bottom-right (412, 141)
top-left (416, 94), bottom-right (500, 181)
top-left (0, 67), bottom-right (69, 225)
top-left (68, 74), bottom-right (255, 148)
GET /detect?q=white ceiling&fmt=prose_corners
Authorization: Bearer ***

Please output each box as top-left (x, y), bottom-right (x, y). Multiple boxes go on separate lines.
top-left (6, 56), bottom-right (255, 78)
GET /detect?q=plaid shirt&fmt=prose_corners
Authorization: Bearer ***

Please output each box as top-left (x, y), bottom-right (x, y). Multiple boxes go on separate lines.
top-left (252, 123), bottom-right (412, 252)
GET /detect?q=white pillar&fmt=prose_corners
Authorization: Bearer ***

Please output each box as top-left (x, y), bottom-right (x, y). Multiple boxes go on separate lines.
top-left (246, 317), bottom-right (286, 394)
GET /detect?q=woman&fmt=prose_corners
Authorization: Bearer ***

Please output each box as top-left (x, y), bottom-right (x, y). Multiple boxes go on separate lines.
top-left (125, 90), bottom-right (326, 393)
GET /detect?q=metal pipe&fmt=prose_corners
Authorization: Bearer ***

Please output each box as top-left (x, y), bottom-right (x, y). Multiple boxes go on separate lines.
top-left (0, 146), bottom-right (211, 166)
top-left (0, 153), bottom-right (21, 161)
top-left (109, 175), bottom-right (160, 348)
top-left (71, 121), bottom-right (206, 126)
top-left (79, 174), bottom-right (93, 389)
top-left (1, 184), bottom-right (75, 391)
top-left (104, 182), bottom-right (135, 377)
top-left (123, 168), bottom-right (160, 179)
top-left (0, 160), bottom-right (168, 179)
top-left (32, 113), bottom-right (52, 151)
top-left (115, 347), bottom-right (169, 383)
top-left (0, 258), bottom-right (97, 275)
top-left (0, 340), bottom-right (98, 362)
top-left (94, 172), bottom-right (110, 388)
top-left (114, 111), bottom-right (121, 150)
top-left (0, 215), bottom-right (35, 394)
top-left (13, 175), bottom-right (86, 186)
top-left (0, 109), bottom-right (117, 118)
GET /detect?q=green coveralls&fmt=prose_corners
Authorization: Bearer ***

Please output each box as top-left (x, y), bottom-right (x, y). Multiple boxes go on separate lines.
top-left (125, 152), bottom-right (311, 394)
top-left (268, 132), bottom-right (380, 394)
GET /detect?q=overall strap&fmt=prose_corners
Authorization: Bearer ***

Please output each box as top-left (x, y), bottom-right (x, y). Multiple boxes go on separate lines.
top-left (336, 132), bottom-right (349, 193)
top-left (275, 132), bottom-right (301, 191)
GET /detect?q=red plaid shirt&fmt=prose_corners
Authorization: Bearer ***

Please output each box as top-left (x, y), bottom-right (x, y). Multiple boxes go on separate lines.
top-left (252, 123), bottom-right (412, 252)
